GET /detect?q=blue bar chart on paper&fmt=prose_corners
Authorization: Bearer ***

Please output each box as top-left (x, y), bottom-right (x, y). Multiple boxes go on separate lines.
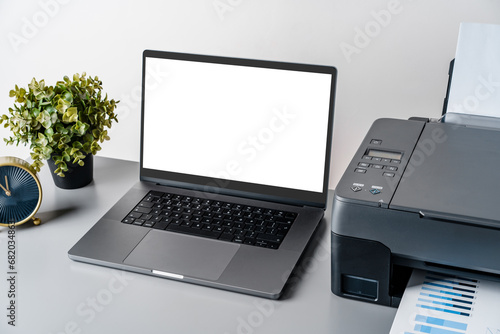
top-left (390, 270), bottom-right (500, 334)
top-left (417, 274), bottom-right (477, 318)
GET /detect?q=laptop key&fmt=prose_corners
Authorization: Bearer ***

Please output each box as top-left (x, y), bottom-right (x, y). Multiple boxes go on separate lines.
top-left (152, 221), bottom-right (169, 230)
top-left (219, 233), bottom-right (234, 242)
top-left (276, 218), bottom-right (293, 225)
top-left (122, 217), bottom-right (135, 224)
top-left (191, 215), bottom-right (202, 223)
top-left (181, 220), bottom-right (193, 227)
top-left (264, 209), bottom-right (274, 216)
top-left (134, 207), bottom-right (152, 214)
top-left (266, 228), bottom-right (277, 235)
top-left (254, 240), bottom-right (279, 249)
top-left (246, 231), bottom-right (257, 239)
top-left (267, 242), bottom-right (279, 249)
top-left (233, 237), bottom-right (244, 243)
top-left (170, 219), bottom-right (182, 225)
top-left (275, 211), bottom-right (285, 217)
top-left (128, 212), bottom-right (142, 218)
top-left (243, 238), bottom-right (256, 245)
top-left (133, 219), bottom-right (145, 226)
top-left (256, 233), bottom-right (282, 244)
top-left (254, 226), bottom-right (266, 233)
top-left (276, 228), bottom-right (288, 237)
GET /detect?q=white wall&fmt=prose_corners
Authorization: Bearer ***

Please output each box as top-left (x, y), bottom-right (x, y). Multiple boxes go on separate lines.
top-left (1, 0), bottom-right (499, 189)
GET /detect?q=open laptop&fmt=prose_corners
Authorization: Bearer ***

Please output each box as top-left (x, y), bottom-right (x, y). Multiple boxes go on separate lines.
top-left (68, 50), bottom-right (337, 299)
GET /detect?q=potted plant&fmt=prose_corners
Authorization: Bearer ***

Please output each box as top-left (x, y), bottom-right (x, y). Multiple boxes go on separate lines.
top-left (0, 72), bottom-right (119, 189)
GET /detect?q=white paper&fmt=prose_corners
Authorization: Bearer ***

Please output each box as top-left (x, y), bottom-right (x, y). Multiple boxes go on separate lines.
top-left (446, 23), bottom-right (500, 118)
top-left (390, 270), bottom-right (500, 334)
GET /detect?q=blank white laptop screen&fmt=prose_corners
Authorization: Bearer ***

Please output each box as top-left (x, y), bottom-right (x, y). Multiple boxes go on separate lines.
top-left (142, 56), bottom-right (332, 194)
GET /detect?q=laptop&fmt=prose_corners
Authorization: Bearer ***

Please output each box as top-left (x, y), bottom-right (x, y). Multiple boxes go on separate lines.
top-left (68, 50), bottom-right (337, 299)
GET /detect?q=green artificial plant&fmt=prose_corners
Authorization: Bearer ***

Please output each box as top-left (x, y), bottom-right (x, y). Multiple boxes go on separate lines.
top-left (1, 73), bottom-right (119, 176)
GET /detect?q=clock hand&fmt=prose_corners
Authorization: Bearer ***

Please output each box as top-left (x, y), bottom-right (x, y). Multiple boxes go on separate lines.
top-left (5, 176), bottom-right (9, 191)
top-left (0, 181), bottom-right (11, 196)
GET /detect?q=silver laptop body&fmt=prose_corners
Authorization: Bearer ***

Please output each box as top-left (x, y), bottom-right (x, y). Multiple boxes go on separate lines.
top-left (68, 50), bottom-right (337, 299)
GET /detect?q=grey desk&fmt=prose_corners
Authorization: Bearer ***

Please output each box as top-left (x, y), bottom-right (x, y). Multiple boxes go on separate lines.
top-left (0, 157), bottom-right (396, 334)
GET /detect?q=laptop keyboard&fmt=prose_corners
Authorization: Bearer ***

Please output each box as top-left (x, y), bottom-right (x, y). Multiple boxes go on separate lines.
top-left (121, 191), bottom-right (297, 249)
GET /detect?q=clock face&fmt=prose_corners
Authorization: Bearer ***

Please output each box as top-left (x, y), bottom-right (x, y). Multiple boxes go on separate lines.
top-left (0, 165), bottom-right (41, 225)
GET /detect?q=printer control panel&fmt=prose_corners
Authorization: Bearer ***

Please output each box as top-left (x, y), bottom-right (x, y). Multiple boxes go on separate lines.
top-left (335, 118), bottom-right (426, 208)
top-left (356, 146), bottom-right (402, 179)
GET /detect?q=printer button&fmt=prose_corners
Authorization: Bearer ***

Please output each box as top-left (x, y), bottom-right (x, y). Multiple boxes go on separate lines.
top-left (369, 189), bottom-right (381, 195)
top-left (370, 139), bottom-right (382, 145)
top-left (391, 159), bottom-right (401, 164)
top-left (371, 164), bottom-right (384, 169)
top-left (358, 162), bottom-right (370, 168)
top-left (362, 155), bottom-right (372, 160)
top-left (385, 166), bottom-right (398, 171)
top-left (381, 158), bottom-right (391, 163)
top-left (354, 168), bottom-right (367, 174)
top-left (351, 186), bottom-right (363, 192)
top-left (383, 172), bottom-right (395, 178)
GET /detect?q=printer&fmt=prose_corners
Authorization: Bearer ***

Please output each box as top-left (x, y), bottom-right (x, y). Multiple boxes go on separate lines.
top-left (330, 117), bottom-right (500, 307)
top-left (331, 22), bottom-right (500, 307)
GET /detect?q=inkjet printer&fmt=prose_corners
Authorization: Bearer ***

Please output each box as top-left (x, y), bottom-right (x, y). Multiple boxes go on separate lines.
top-left (331, 116), bottom-right (500, 307)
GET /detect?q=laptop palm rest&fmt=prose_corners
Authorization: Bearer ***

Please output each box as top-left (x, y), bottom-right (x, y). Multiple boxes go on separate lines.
top-left (123, 230), bottom-right (240, 281)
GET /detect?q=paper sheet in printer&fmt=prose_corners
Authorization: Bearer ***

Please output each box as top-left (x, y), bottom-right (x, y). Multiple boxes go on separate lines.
top-left (390, 269), bottom-right (500, 334)
top-left (390, 122), bottom-right (500, 228)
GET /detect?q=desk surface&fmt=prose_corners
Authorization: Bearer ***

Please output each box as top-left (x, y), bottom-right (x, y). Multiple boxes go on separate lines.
top-left (0, 157), bottom-right (396, 334)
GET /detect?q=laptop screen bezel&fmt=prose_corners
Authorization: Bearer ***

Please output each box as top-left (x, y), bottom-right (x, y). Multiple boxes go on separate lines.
top-left (139, 50), bottom-right (336, 208)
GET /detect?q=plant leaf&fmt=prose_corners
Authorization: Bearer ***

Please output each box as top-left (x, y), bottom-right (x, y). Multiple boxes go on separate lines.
top-left (62, 107), bottom-right (78, 123)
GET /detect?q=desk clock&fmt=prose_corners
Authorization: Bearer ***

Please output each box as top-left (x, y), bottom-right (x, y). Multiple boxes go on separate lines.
top-left (0, 157), bottom-right (42, 226)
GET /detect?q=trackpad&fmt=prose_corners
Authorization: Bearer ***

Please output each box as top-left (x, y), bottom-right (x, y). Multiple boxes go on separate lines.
top-left (123, 230), bottom-right (240, 281)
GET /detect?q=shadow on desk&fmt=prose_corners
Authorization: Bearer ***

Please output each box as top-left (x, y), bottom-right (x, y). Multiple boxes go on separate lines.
top-left (0, 207), bottom-right (79, 233)
top-left (36, 206), bottom-right (81, 226)
top-left (280, 217), bottom-right (329, 300)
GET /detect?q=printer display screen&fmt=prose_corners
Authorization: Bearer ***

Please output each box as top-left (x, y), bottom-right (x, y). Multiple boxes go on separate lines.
top-left (367, 149), bottom-right (402, 160)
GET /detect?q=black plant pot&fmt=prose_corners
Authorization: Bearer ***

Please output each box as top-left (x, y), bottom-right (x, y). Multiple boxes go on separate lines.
top-left (47, 154), bottom-right (94, 189)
